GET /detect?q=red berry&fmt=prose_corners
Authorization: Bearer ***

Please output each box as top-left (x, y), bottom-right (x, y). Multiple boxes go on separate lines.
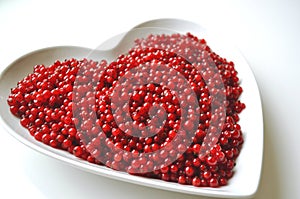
top-left (192, 176), bottom-right (201, 187)
top-left (73, 146), bottom-right (83, 157)
top-left (7, 32), bottom-right (246, 188)
top-left (185, 166), bottom-right (194, 177)
top-left (209, 178), bottom-right (219, 187)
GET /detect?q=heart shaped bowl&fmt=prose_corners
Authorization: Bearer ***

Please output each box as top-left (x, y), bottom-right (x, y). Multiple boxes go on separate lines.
top-left (0, 19), bottom-right (263, 198)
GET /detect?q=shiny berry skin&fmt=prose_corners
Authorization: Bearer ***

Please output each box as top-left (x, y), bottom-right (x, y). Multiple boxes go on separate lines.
top-left (7, 32), bottom-right (245, 188)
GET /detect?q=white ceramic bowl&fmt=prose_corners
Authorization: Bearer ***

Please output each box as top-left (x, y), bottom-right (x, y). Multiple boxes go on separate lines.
top-left (0, 19), bottom-right (263, 198)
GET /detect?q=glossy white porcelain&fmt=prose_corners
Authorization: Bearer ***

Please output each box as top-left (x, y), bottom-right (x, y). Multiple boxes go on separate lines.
top-left (0, 19), bottom-right (263, 198)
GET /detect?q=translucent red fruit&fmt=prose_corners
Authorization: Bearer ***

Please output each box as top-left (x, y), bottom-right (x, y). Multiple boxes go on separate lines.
top-left (7, 33), bottom-right (245, 188)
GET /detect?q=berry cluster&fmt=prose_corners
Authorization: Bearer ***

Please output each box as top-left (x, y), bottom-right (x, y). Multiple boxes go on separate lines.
top-left (7, 33), bottom-right (245, 187)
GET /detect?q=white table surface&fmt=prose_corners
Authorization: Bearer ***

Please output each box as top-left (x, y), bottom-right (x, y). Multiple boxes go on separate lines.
top-left (0, 0), bottom-right (299, 198)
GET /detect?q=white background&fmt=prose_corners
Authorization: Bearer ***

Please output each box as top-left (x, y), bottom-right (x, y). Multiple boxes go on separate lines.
top-left (0, 0), bottom-right (299, 198)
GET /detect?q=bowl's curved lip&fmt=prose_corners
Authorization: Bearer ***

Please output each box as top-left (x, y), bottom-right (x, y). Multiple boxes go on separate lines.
top-left (0, 18), bottom-right (263, 199)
